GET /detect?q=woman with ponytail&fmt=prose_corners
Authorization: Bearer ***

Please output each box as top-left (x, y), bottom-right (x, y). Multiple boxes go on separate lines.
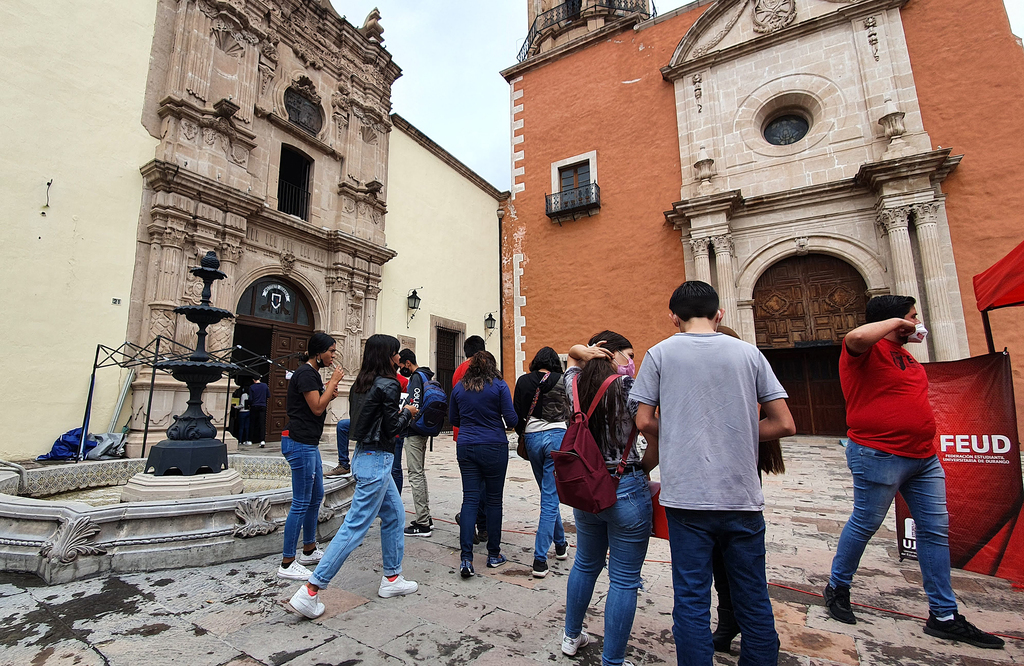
top-left (278, 332), bottom-right (345, 581)
top-left (559, 331), bottom-right (651, 666)
top-left (287, 334), bottom-right (420, 619)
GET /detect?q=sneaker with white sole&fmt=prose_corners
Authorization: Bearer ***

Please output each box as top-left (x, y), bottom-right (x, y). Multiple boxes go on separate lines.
top-left (404, 522), bottom-right (432, 537)
top-left (532, 558), bottom-right (549, 578)
top-left (555, 542), bottom-right (568, 560)
top-left (297, 546), bottom-right (324, 566)
top-left (277, 560), bottom-right (312, 580)
top-left (561, 629), bottom-right (592, 656)
top-left (288, 584), bottom-right (325, 619)
top-left (378, 575), bottom-right (418, 598)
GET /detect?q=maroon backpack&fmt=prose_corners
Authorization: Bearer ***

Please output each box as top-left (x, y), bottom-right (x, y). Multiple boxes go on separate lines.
top-left (552, 373), bottom-right (632, 514)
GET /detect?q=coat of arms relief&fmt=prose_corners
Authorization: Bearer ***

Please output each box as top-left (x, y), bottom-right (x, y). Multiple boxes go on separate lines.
top-left (752, 0), bottom-right (797, 34)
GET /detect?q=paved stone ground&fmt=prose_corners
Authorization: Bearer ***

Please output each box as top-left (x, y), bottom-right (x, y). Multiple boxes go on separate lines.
top-left (2, 436), bottom-right (1022, 666)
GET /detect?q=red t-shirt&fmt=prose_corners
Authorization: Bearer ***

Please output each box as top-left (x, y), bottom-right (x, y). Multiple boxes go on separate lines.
top-left (451, 359), bottom-right (472, 441)
top-left (397, 373), bottom-right (409, 392)
top-left (839, 338), bottom-right (936, 458)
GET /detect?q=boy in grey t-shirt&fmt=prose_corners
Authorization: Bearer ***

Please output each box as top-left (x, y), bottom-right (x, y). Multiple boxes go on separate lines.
top-left (632, 281), bottom-right (795, 666)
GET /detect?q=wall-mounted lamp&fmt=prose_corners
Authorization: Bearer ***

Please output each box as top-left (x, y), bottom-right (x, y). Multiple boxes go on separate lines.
top-left (407, 288), bottom-right (422, 327)
top-left (484, 312), bottom-right (497, 338)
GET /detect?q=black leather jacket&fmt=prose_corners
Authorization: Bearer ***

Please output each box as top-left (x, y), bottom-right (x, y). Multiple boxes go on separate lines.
top-left (349, 376), bottom-right (413, 453)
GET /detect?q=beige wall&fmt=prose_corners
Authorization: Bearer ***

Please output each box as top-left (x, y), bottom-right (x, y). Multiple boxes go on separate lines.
top-left (0, 1), bottom-right (159, 459)
top-left (379, 125), bottom-right (502, 372)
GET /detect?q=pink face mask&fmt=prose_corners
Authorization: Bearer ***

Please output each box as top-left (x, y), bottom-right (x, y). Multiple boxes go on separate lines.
top-left (616, 357), bottom-right (635, 378)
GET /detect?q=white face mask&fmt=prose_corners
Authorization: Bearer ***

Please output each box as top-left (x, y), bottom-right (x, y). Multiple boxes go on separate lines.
top-left (906, 322), bottom-right (928, 344)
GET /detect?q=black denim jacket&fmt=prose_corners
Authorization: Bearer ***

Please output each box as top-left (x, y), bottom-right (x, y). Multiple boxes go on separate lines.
top-left (349, 376), bottom-right (413, 453)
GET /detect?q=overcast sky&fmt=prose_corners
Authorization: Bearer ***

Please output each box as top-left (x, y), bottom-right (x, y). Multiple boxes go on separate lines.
top-left (330, 1), bottom-right (1024, 191)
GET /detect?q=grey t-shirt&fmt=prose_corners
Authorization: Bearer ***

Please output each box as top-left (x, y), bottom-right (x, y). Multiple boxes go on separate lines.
top-left (629, 333), bottom-right (788, 511)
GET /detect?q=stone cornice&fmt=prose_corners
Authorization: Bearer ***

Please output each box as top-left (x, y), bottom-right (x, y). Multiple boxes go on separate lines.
top-left (665, 189), bottom-right (743, 229)
top-left (855, 149), bottom-right (961, 191)
top-left (158, 95), bottom-right (258, 147)
top-left (501, 14), bottom-right (644, 81)
top-left (391, 114), bottom-right (508, 201)
top-left (661, 0), bottom-right (908, 81)
top-left (141, 159), bottom-right (263, 217)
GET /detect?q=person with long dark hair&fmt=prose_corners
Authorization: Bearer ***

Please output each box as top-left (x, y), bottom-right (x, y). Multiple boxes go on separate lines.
top-left (287, 334), bottom-right (420, 619)
top-left (559, 331), bottom-right (651, 666)
top-left (449, 351), bottom-right (518, 578)
top-left (278, 333), bottom-right (345, 581)
top-left (512, 346), bottom-right (570, 578)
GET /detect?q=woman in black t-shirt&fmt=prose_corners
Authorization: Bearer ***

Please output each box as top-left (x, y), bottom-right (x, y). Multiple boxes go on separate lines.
top-left (278, 333), bottom-right (345, 581)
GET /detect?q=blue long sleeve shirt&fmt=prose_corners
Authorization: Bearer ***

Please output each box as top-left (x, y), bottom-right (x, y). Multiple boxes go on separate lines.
top-left (449, 379), bottom-right (518, 445)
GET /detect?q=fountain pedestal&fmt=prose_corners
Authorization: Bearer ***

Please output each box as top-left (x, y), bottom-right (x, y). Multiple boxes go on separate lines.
top-left (122, 251), bottom-right (243, 502)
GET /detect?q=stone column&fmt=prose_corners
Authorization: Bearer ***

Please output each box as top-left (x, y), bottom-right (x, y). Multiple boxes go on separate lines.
top-left (363, 281), bottom-right (380, 338)
top-left (912, 202), bottom-right (958, 361)
top-left (878, 206), bottom-right (929, 362)
top-left (712, 234), bottom-right (738, 327)
top-left (327, 274), bottom-right (350, 368)
top-left (688, 236), bottom-right (713, 284)
top-left (149, 226), bottom-right (189, 342)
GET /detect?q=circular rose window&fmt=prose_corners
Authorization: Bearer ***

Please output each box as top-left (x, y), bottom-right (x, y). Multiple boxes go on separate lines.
top-left (764, 114), bottom-right (810, 146)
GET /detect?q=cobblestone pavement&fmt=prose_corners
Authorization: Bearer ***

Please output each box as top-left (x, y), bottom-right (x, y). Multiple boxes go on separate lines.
top-left (2, 436), bottom-right (1022, 665)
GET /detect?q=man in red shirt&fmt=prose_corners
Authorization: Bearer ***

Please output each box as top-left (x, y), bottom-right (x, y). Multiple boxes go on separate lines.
top-left (452, 335), bottom-right (487, 542)
top-left (825, 295), bottom-right (1002, 649)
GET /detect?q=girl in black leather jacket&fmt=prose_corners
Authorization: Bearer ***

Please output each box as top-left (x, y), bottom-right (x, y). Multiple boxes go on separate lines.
top-left (287, 334), bottom-right (420, 619)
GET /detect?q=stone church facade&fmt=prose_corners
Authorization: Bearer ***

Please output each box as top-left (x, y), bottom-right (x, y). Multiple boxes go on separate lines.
top-left (124, 0), bottom-right (401, 454)
top-left (500, 0), bottom-right (1024, 435)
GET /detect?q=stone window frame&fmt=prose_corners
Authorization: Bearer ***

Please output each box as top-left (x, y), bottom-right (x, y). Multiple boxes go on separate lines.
top-left (550, 150), bottom-right (598, 194)
top-left (735, 74), bottom-right (846, 158)
top-left (429, 314), bottom-right (467, 373)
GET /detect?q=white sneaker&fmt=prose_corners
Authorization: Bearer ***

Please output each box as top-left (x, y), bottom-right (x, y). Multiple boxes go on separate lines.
top-left (561, 629), bottom-right (592, 656)
top-left (288, 584), bottom-right (325, 619)
top-left (377, 575), bottom-right (418, 598)
top-left (259, 441), bottom-right (266, 448)
top-left (277, 560), bottom-right (312, 580)
top-left (297, 546), bottom-right (324, 566)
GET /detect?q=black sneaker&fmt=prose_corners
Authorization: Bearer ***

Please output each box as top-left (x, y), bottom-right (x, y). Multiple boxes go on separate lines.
top-left (404, 522), bottom-right (432, 537)
top-left (555, 542), bottom-right (568, 560)
top-left (823, 584), bottom-right (856, 624)
top-left (455, 512), bottom-right (461, 525)
top-left (924, 612), bottom-right (1004, 649)
top-left (532, 558), bottom-right (549, 578)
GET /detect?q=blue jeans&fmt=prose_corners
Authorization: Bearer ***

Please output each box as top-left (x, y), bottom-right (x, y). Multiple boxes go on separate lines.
top-left (829, 440), bottom-right (956, 617)
top-left (238, 410), bottom-right (250, 442)
top-left (309, 448), bottom-right (405, 588)
top-left (565, 472), bottom-right (652, 666)
top-left (666, 508), bottom-right (778, 666)
top-left (281, 436), bottom-right (324, 558)
top-left (456, 442), bottom-right (509, 561)
top-left (525, 429), bottom-right (567, 560)
top-left (335, 419), bottom-right (350, 467)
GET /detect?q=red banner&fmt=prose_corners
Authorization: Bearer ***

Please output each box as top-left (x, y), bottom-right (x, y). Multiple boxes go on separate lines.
top-left (896, 352), bottom-right (1024, 583)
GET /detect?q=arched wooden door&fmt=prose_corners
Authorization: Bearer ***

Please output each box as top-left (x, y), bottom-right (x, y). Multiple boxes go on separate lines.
top-left (232, 277), bottom-right (315, 442)
top-left (753, 254), bottom-right (867, 436)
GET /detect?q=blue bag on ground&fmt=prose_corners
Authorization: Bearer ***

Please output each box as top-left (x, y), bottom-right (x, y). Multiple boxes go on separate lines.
top-left (37, 428), bottom-right (96, 461)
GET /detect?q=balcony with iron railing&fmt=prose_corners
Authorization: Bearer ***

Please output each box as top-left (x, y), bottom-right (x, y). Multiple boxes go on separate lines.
top-left (277, 180), bottom-right (311, 221)
top-left (518, 0), bottom-right (652, 63)
top-left (546, 182), bottom-right (601, 222)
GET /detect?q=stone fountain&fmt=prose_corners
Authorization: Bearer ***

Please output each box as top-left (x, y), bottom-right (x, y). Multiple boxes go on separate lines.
top-left (121, 250), bottom-right (243, 501)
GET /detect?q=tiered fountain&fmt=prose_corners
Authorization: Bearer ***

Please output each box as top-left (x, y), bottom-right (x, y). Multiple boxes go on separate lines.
top-left (121, 250), bottom-right (243, 500)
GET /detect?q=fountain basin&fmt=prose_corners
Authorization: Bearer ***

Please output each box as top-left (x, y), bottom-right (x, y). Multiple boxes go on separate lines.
top-left (0, 455), bottom-right (353, 584)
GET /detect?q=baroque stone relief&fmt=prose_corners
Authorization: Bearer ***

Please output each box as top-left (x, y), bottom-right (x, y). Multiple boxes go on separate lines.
top-left (752, 0), bottom-right (796, 34)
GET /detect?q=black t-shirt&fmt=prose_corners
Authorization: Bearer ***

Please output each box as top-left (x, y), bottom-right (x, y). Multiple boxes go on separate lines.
top-left (286, 363), bottom-right (326, 446)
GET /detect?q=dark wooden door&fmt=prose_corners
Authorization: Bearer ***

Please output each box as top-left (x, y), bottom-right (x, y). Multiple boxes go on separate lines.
top-left (754, 254), bottom-right (866, 436)
top-left (435, 328), bottom-right (459, 433)
top-left (267, 326), bottom-right (309, 440)
top-left (763, 346), bottom-right (847, 436)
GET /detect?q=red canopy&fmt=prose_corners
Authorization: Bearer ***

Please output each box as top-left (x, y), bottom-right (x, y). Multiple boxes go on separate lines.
top-left (973, 238), bottom-right (1024, 311)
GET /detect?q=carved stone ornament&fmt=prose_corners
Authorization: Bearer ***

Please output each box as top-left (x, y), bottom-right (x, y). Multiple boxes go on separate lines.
top-left (360, 8), bottom-right (385, 44)
top-left (318, 505), bottom-right (335, 523)
top-left (181, 119), bottom-right (199, 141)
top-left (280, 251), bottom-right (296, 274)
top-left (689, 237), bottom-right (712, 257)
top-left (711, 235), bottom-right (734, 255)
top-left (864, 17), bottom-right (880, 61)
top-left (233, 497), bottom-right (277, 538)
top-left (752, 0), bottom-right (797, 34)
top-left (912, 201), bottom-right (941, 225)
top-left (692, 74), bottom-right (703, 113)
top-left (795, 237), bottom-right (810, 256)
top-left (40, 516), bottom-right (107, 564)
top-left (691, 1), bottom-right (748, 59)
top-left (877, 206), bottom-right (911, 232)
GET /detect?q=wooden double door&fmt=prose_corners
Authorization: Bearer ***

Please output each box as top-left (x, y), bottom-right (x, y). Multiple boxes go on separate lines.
top-left (753, 254), bottom-right (867, 436)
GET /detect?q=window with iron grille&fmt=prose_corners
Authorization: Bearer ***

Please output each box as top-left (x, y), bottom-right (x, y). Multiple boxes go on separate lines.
top-left (278, 145), bottom-right (312, 221)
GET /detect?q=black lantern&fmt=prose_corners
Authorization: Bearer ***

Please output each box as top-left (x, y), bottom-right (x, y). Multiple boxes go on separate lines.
top-left (407, 289), bottom-right (422, 311)
top-left (484, 313), bottom-right (497, 331)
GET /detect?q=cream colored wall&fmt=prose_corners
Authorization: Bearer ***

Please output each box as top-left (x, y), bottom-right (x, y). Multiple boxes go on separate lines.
top-left (0, 1), bottom-right (159, 459)
top-left (380, 128), bottom-right (502, 370)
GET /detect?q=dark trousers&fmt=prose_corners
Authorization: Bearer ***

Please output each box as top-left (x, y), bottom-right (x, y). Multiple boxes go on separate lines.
top-left (249, 406), bottom-right (266, 443)
top-left (456, 442), bottom-right (508, 560)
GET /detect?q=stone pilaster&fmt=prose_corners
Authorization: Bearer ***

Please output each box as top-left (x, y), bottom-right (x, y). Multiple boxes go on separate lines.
top-left (712, 234), bottom-right (738, 327)
top-left (688, 236), bottom-right (713, 284)
top-left (912, 202), bottom-right (958, 361)
top-left (878, 206), bottom-right (929, 362)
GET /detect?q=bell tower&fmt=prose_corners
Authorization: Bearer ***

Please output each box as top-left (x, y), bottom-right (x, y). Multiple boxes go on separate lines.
top-left (519, 0), bottom-right (651, 62)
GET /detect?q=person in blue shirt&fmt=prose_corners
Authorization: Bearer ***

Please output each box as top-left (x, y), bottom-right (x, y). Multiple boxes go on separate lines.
top-left (248, 377), bottom-right (270, 447)
top-left (448, 350), bottom-right (518, 578)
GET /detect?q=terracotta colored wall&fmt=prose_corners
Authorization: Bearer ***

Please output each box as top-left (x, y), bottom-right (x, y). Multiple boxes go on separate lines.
top-left (902, 0), bottom-right (1024, 434)
top-left (502, 9), bottom-right (706, 380)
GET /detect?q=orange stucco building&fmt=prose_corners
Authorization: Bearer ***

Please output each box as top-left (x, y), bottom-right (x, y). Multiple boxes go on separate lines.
top-left (499, 0), bottom-right (1024, 436)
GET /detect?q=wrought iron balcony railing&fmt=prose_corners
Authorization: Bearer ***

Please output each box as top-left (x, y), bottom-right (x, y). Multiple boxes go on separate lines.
top-left (517, 0), bottom-right (652, 63)
top-left (278, 180), bottom-right (310, 221)
top-left (546, 182), bottom-right (601, 220)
